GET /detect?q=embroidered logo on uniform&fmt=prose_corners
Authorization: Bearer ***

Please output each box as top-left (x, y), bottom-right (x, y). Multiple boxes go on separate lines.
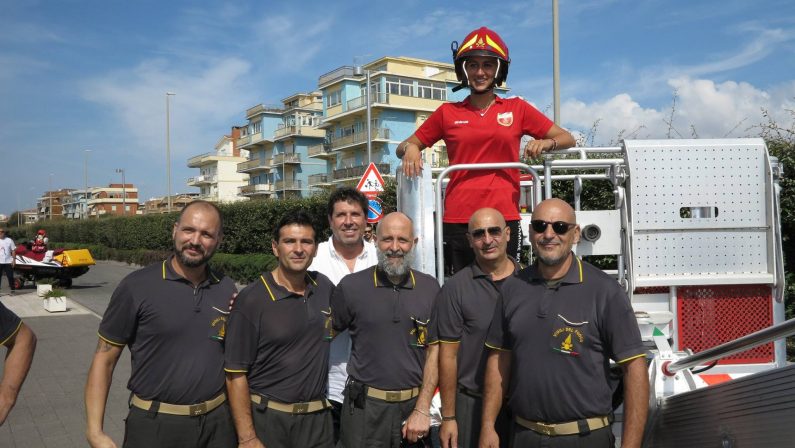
top-left (454, 120), bottom-right (469, 125)
top-left (209, 316), bottom-right (227, 341)
top-left (322, 309), bottom-right (334, 341)
top-left (409, 317), bottom-right (429, 348)
top-left (497, 112), bottom-right (513, 127)
top-left (551, 326), bottom-right (583, 357)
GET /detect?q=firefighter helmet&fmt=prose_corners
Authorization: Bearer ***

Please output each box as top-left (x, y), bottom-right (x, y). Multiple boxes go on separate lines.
top-left (451, 27), bottom-right (511, 90)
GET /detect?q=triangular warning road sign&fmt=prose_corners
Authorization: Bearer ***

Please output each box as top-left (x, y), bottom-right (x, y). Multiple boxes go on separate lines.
top-left (356, 162), bottom-right (386, 194)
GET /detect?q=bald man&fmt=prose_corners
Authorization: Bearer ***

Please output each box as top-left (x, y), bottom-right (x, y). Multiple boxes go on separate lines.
top-left (331, 212), bottom-right (440, 448)
top-left (481, 199), bottom-right (648, 448)
top-left (434, 208), bottom-right (516, 448)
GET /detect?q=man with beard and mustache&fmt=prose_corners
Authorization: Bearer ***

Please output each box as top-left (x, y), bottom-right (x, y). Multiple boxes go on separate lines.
top-left (331, 212), bottom-right (440, 448)
top-left (85, 201), bottom-right (237, 448)
top-left (434, 208), bottom-right (517, 448)
top-left (397, 26), bottom-right (575, 276)
top-left (480, 199), bottom-right (648, 448)
top-left (224, 211), bottom-right (335, 448)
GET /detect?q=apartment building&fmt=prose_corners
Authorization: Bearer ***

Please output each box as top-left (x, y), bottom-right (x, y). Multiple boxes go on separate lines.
top-left (308, 56), bottom-right (505, 188)
top-left (187, 127), bottom-right (250, 203)
top-left (61, 189), bottom-right (92, 219)
top-left (236, 92), bottom-right (327, 199)
top-left (37, 189), bottom-right (73, 220)
top-left (142, 193), bottom-right (199, 214)
top-left (87, 184), bottom-right (139, 217)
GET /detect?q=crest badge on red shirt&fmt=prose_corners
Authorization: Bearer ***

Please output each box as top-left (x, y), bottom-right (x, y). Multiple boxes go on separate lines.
top-left (497, 111), bottom-right (513, 127)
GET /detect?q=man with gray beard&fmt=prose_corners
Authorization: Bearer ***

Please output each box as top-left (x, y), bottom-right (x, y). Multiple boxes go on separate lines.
top-left (331, 212), bottom-right (440, 448)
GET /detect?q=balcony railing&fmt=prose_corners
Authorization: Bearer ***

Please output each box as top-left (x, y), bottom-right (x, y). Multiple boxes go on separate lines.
top-left (318, 66), bottom-right (357, 87)
top-left (187, 152), bottom-right (215, 166)
top-left (187, 174), bottom-right (217, 185)
top-left (333, 163), bottom-right (391, 181)
top-left (272, 153), bottom-right (301, 164)
top-left (329, 128), bottom-right (390, 151)
top-left (308, 173), bottom-right (330, 186)
top-left (308, 144), bottom-right (335, 158)
top-left (237, 158), bottom-right (272, 173)
top-left (275, 179), bottom-right (303, 190)
top-left (345, 92), bottom-right (388, 111)
top-left (238, 184), bottom-right (273, 195)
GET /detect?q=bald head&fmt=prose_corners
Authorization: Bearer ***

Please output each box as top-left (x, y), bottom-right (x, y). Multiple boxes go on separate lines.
top-left (531, 198), bottom-right (576, 223)
top-left (468, 207), bottom-right (506, 231)
top-left (377, 212), bottom-right (414, 240)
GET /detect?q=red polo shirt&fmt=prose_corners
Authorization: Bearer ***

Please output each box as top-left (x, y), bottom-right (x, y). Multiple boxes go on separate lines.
top-left (415, 96), bottom-right (553, 223)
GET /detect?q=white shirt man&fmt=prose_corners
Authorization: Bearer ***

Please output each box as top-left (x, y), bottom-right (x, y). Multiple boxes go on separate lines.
top-left (308, 187), bottom-right (377, 442)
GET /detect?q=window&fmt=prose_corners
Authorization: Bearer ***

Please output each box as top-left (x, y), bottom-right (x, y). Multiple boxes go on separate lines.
top-left (418, 80), bottom-right (446, 100)
top-left (111, 205), bottom-right (117, 211)
top-left (251, 120), bottom-right (262, 134)
top-left (328, 90), bottom-right (342, 107)
top-left (386, 76), bottom-right (412, 96)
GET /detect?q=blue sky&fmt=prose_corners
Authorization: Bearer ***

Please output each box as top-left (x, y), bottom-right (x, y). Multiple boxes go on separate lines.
top-left (1, 0), bottom-right (794, 217)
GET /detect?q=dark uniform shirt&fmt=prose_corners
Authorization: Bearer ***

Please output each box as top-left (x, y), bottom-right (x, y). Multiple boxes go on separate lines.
top-left (331, 266), bottom-right (440, 390)
top-left (0, 301), bottom-right (22, 346)
top-left (98, 257), bottom-right (237, 405)
top-left (224, 271), bottom-right (334, 403)
top-left (485, 255), bottom-right (645, 423)
top-left (433, 262), bottom-right (516, 392)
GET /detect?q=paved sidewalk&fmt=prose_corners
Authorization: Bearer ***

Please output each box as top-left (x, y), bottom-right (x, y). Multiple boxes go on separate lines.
top-left (0, 291), bottom-right (131, 448)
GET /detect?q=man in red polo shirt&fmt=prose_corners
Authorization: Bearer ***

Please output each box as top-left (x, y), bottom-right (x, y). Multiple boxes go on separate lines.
top-left (398, 26), bottom-right (575, 275)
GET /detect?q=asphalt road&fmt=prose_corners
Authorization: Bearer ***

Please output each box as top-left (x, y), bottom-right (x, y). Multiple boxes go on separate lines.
top-left (0, 260), bottom-right (140, 448)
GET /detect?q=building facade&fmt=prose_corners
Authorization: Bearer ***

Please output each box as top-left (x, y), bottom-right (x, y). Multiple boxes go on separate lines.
top-left (142, 193), bottom-right (199, 214)
top-left (87, 184), bottom-right (139, 217)
top-left (236, 92), bottom-right (328, 199)
top-left (37, 189), bottom-right (73, 220)
top-left (187, 127), bottom-right (250, 203)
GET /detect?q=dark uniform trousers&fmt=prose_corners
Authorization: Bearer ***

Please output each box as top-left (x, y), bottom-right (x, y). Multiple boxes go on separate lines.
top-left (339, 384), bottom-right (426, 448)
top-left (455, 390), bottom-right (511, 448)
top-left (122, 402), bottom-right (237, 448)
top-left (511, 424), bottom-right (615, 448)
top-left (251, 403), bottom-right (333, 448)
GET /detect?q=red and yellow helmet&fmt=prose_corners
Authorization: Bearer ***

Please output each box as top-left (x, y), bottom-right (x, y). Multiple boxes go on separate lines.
top-left (451, 27), bottom-right (511, 90)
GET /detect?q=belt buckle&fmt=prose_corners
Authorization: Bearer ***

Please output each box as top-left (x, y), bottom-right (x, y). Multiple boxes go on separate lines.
top-left (189, 402), bottom-right (207, 416)
top-left (385, 391), bottom-right (401, 401)
top-left (537, 422), bottom-right (555, 436)
top-left (292, 403), bottom-right (309, 414)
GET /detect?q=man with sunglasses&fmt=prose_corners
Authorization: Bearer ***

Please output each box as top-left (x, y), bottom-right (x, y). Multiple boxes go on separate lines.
top-left (433, 208), bottom-right (516, 448)
top-left (481, 199), bottom-right (648, 448)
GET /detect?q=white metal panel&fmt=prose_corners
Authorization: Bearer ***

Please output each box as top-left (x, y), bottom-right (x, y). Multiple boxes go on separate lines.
top-left (623, 139), bottom-right (775, 285)
top-left (572, 210), bottom-right (621, 256)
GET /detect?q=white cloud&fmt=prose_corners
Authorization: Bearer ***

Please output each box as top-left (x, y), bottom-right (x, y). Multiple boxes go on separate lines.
top-left (252, 15), bottom-right (334, 71)
top-left (562, 77), bottom-right (795, 144)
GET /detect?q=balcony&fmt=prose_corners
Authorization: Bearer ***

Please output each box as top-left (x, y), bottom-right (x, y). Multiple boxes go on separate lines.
top-left (271, 153), bottom-right (300, 165)
top-left (238, 184), bottom-right (274, 196)
top-left (345, 92), bottom-right (388, 111)
top-left (318, 66), bottom-right (357, 87)
top-left (333, 163), bottom-right (391, 182)
top-left (308, 173), bottom-right (332, 187)
top-left (197, 193), bottom-right (219, 202)
top-left (308, 143), bottom-right (336, 160)
top-left (187, 174), bottom-right (217, 186)
top-left (329, 128), bottom-right (391, 151)
top-left (237, 158), bottom-right (272, 173)
top-left (187, 152), bottom-right (221, 167)
top-left (274, 179), bottom-right (303, 190)
top-left (236, 132), bottom-right (269, 149)
top-left (273, 125), bottom-right (326, 140)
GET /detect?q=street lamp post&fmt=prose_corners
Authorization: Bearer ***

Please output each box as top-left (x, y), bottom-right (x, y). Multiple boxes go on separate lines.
top-left (84, 149), bottom-right (91, 219)
top-left (552, 0), bottom-right (561, 125)
top-left (166, 92), bottom-right (176, 212)
top-left (48, 173), bottom-right (53, 220)
top-left (115, 168), bottom-right (126, 215)
top-left (354, 65), bottom-right (372, 164)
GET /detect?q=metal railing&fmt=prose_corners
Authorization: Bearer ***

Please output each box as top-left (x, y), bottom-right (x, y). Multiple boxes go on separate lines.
top-left (187, 152), bottom-right (215, 166)
top-left (318, 66), bottom-right (357, 86)
top-left (333, 163), bottom-right (390, 181)
top-left (663, 317), bottom-right (795, 376)
top-left (308, 173), bottom-right (330, 185)
top-left (308, 144), bottom-right (333, 158)
top-left (329, 128), bottom-right (390, 150)
top-left (346, 92), bottom-right (388, 110)
top-left (238, 184), bottom-right (273, 195)
top-left (275, 179), bottom-right (302, 190)
top-left (434, 163), bottom-right (542, 284)
top-left (237, 158), bottom-right (271, 172)
top-left (272, 153), bottom-right (301, 164)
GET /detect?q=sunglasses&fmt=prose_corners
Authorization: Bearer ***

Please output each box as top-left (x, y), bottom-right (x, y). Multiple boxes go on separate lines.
top-left (469, 226), bottom-right (504, 240)
top-left (530, 220), bottom-right (576, 235)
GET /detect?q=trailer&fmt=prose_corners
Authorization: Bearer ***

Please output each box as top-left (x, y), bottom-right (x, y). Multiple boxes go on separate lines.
top-left (397, 138), bottom-right (793, 447)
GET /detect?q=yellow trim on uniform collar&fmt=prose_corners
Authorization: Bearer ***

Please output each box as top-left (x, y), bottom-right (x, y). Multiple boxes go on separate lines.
top-left (306, 272), bottom-right (318, 286)
top-left (162, 260), bottom-right (167, 280)
top-left (261, 275), bottom-right (276, 301)
top-left (576, 257), bottom-right (583, 283)
top-left (373, 267), bottom-right (416, 288)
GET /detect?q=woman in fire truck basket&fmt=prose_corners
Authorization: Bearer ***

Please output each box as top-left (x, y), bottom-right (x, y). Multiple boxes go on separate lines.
top-left (397, 26), bottom-right (575, 275)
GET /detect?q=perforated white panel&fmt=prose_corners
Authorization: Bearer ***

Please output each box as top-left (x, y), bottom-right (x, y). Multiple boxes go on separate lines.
top-left (624, 139), bottom-right (774, 283)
